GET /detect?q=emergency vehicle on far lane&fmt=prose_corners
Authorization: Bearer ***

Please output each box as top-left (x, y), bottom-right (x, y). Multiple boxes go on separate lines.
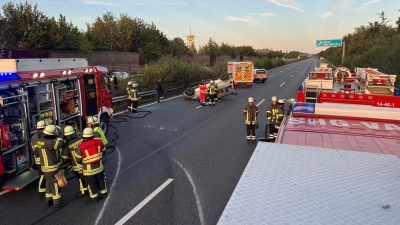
top-left (0, 58), bottom-right (116, 191)
top-left (227, 61), bottom-right (254, 87)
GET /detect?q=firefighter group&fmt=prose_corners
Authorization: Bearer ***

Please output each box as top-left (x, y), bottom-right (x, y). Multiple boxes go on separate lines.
top-left (30, 116), bottom-right (108, 208)
top-left (243, 96), bottom-right (296, 143)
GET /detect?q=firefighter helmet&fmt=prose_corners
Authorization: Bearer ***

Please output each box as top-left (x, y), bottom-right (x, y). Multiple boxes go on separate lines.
top-left (43, 125), bottom-right (57, 135)
top-left (127, 81), bottom-right (133, 86)
top-left (82, 128), bottom-right (94, 138)
top-left (271, 96), bottom-right (277, 102)
top-left (131, 83), bottom-right (138, 88)
top-left (36, 120), bottom-right (46, 129)
top-left (277, 99), bottom-right (285, 104)
top-left (86, 116), bottom-right (98, 125)
top-left (210, 80), bottom-right (214, 84)
top-left (248, 97), bottom-right (254, 103)
top-left (63, 126), bottom-right (75, 136)
top-left (288, 98), bottom-right (296, 104)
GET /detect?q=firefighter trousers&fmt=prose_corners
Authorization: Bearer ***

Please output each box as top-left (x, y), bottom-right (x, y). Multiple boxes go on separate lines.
top-left (37, 165), bottom-right (46, 193)
top-left (208, 94), bottom-right (215, 105)
top-left (128, 100), bottom-right (138, 113)
top-left (44, 171), bottom-right (62, 206)
top-left (246, 124), bottom-right (256, 140)
top-left (75, 171), bottom-right (87, 194)
top-left (86, 171), bottom-right (107, 200)
top-left (268, 123), bottom-right (278, 139)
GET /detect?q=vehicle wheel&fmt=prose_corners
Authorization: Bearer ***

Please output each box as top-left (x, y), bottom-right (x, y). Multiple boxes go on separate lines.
top-left (219, 72), bottom-right (229, 81)
top-left (100, 114), bottom-right (109, 135)
top-left (185, 87), bottom-right (195, 96)
top-left (262, 79), bottom-right (266, 83)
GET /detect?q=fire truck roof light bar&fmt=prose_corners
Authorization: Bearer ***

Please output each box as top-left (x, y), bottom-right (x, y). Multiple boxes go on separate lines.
top-left (292, 102), bottom-right (400, 122)
top-left (0, 72), bottom-right (22, 82)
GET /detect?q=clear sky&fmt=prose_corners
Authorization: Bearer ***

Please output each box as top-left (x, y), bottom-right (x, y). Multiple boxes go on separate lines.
top-left (8, 0), bottom-right (400, 54)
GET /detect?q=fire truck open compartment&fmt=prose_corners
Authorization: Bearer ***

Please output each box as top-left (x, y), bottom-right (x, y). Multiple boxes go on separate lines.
top-left (0, 58), bottom-right (114, 190)
top-left (1, 88), bottom-right (38, 190)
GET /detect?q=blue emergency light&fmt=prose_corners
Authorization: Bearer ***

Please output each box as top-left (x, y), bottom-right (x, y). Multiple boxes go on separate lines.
top-left (292, 102), bottom-right (315, 114)
top-left (0, 72), bottom-right (21, 82)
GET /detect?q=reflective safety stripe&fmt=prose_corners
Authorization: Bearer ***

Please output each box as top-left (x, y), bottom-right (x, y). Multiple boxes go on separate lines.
top-left (83, 165), bottom-right (104, 176)
top-left (38, 175), bottom-right (46, 192)
top-left (53, 182), bottom-right (61, 200)
top-left (42, 149), bottom-right (49, 167)
top-left (247, 135), bottom-right (251, 140)
top-left (46, 193), bottom-right (53, 198)
top-left (251, 136), bottom-right (256, 140)
top-left (88, 184), bottom-right (99, 198)
top-left (82, 152), bottom-right (102, 164)
top-left (41, 163), bottom-right (60, 172)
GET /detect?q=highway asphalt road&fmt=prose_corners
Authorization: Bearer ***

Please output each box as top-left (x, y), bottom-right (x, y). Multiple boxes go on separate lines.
top-left (0, 58), bottom-right (318, 225)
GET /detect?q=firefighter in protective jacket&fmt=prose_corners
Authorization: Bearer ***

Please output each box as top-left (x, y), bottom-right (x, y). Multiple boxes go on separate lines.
top-left (212, 80), bottom-right (219, 101)
top-left (207, 80), bottom-right (217, 106)
top-left (30, 120), bottom-right (47, 194)
top-left (86, 116), bottom-right (108, 152)
top-left (243, 97), bottom-right (259, 144)
top-left (37, 125), bottom-right (68, 208)
top-left (287, 98), bottom-right (296, 116)
top-left (77, 128), bottom-right (107, 203)
top-left (61, 126), bottom-right (86, 198)
top-left (266, 96), bottom-right (284, 140)
top-left (128, 83), bottom-right (140, 113)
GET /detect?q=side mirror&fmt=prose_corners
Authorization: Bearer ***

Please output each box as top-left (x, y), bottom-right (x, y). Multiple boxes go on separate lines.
top-left (113, 76), bottom-right (118, 91)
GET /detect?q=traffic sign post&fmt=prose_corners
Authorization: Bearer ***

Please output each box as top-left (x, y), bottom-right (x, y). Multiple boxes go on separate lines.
top-left (316, 39), bottom-right (342, 47)
top-left (316, 39), bottom-right (345, 65)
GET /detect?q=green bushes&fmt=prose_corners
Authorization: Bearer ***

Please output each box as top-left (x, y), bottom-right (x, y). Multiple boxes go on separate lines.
top-left (254, 57), bottom-right (285, 70)
top-left (138, 56), bottom-right (212, 91)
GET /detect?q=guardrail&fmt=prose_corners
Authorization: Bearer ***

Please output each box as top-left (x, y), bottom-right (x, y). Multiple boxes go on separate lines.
top-left (112, 79), bottom-right (211, 103)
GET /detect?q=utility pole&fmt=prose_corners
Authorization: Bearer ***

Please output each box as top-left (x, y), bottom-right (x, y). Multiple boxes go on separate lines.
top-left (341, 42), bottom-right (345, 65)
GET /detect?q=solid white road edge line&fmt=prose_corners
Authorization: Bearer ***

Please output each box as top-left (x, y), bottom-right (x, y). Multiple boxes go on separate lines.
top-left (95, 147), bottom-right (122, 225)
top-left (280, 82), bottom-right (285, 87)
top-left (115, 178), bottom-right (174, 225)
top-left (256, 99), bottom-right (265, 107)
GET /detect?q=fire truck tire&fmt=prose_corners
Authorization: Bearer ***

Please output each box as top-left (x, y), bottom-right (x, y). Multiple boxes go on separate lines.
top-left (185, 87), bottom-right (195, 96)
top-left (100, 114), bottom-right (109, 135)
top-left (219, 72), bottom-right (229, 81)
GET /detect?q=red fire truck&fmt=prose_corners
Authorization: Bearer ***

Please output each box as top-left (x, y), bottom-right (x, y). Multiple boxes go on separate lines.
top-left (297, 67), bottom-right (400, 106)
top-left (0, 58), bottom-right (116, 190)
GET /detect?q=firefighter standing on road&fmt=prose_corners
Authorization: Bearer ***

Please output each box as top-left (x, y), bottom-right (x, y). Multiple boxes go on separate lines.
top-left (287, 98), bottom-right (296, 116)
top-left (86, 116), bottom-right (108, 152)
top-left (30, 120), bottom-right (47, 194)
top-left (61, 126), bottom-right (86, 198)
top-left (199, 82), bottom-right (207, 106)
top-left (37, 125), bottom-right (68, 208)
top-left (127, 83), bottom-right (140, 113)
top-left (266, 96), bottom-right (284, 140)
top-left (243, 97), bottom-right (259, 144)
top-left (212, 80), bottom-right (219, 101)
top-left (76, 128), bottom-right (107, 203)
top-left (207, 81), bottom-right (217, 106)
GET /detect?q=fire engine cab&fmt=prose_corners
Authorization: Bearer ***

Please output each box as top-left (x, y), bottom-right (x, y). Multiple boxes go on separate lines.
top-left (0, 58), bottom-right (116, 190)
top-left (298, 67), bottom-right (400, 107)
top-left (218, 102), bottom-right (400, 224)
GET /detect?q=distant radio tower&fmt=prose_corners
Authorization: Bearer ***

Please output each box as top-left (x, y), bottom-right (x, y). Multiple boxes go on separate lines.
top-left (187, 28), bottom-right (195, 48)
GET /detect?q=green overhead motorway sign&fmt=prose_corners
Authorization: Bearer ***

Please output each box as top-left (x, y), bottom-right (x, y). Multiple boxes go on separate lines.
top-left (316, 39), bottom-right (342, 47)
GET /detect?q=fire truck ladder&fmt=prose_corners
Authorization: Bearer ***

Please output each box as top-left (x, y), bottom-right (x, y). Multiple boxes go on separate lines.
top-left (304, 84), bottom-right (320, 103)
